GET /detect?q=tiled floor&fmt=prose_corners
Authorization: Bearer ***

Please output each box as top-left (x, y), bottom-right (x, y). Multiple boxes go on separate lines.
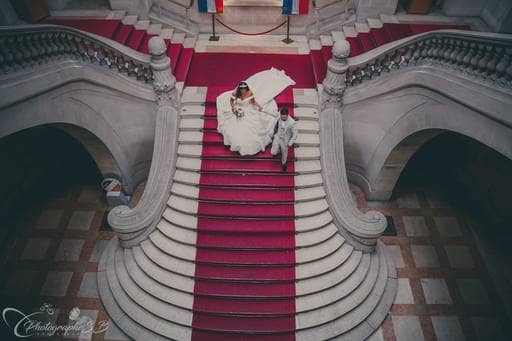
top-left (353, 184), bottom-right (511, 341)
top-left (0, 180), bottom-right (510, 340)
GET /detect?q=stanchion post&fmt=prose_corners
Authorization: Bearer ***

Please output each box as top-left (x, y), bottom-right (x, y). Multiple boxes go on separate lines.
top-left (282, 15), bottom-right (293, 44)
top-left (209, 13), bottom-right (219, 41)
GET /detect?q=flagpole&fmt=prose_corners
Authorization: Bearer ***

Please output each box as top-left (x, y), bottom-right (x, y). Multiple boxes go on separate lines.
top-left (282, 15), bottom-right (293, 44)
top-left (209, 13), bottom-right (219, 41)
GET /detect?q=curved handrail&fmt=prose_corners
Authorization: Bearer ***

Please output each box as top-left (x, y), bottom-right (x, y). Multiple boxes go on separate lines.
top-left (344, 29), bottom-right (512, 88)
top-left (320, 29), bottom-right (512, 252)
top-left (0, 25), bottom-right (181, 248)
top-left (0, 25), bottom-right (153, 82)
top-left (106, 37), bottom-right (181, 247)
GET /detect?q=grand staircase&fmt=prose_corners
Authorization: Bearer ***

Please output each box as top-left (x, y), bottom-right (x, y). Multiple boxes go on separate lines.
top-left (99, 79), bottom-right (396, 339)
top-left (39, 12), bottom-right (479, 339)
top-left (3, 10), bottom-right (510, 339)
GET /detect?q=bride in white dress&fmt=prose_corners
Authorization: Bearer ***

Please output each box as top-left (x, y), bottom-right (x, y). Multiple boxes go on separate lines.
top-left (216, 68), bottom-right (296, 156)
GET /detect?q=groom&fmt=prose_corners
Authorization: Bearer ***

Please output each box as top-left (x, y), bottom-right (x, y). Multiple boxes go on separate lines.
top-left (271, 108), bottom-right (298, 172)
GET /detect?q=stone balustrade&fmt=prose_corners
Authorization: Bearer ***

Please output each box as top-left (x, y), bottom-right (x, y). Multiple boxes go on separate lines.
top-left (0, 24), bottom-right (181, 248)
top-left (344, 30), bottom-right (512, 88)
top-left (319, 29), bottom-right (512, 252)
top-left (0, 25), bottom-right (153, 83)
top-left (107, 36), bottom-right (181, 248)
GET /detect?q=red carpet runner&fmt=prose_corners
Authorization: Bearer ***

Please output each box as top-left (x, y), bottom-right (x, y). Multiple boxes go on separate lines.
top-left (187, 54), bottom-right (315, 338)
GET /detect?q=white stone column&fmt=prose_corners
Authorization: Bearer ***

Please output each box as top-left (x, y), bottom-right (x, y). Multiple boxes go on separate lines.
top-left (109, 0), bottom-right (153, 18)
top-left (0, 0), bottom-right (19, 25)
top-left (441, 0), bottom-right (486, 16)
top-left (481, 0), bottom-right (512, 33)
top-left (355, 0), bottom-right (399, 21)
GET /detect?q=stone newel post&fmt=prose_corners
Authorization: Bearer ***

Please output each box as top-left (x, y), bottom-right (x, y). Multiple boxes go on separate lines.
top-left (321, 39), bottom-right (350, 110)
top-left (148, 36), bottom-right (179, 106)
top-left (318, 39), bottom-right (387, 253)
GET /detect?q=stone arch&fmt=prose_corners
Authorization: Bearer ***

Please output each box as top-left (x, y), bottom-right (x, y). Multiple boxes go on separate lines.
top-left (352, 100), bottom-right (512, 201)
top-left (51, 123), bottom-right (123, 184)
top-left (0, 123), bottom-right (125, 190)
top-left (366, 128), bottom-right (444, 200)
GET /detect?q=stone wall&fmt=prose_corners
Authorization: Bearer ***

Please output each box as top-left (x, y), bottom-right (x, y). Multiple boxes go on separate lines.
top-left (340, 65), bottom-right (512, 201)
top-left (355, 0), bottom-right (398, 21)
top-left (0, 60), bottom-right (157, 194)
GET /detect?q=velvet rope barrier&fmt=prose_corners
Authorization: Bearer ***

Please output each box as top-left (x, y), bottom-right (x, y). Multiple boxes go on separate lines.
top-left (215, 17), bottom-right (288, 36)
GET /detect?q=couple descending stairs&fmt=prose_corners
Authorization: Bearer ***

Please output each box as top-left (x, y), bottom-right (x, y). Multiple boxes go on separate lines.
top-left (100, 51), bottom-right (396, 339)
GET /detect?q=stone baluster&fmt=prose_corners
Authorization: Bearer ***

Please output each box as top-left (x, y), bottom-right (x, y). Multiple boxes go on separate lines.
top-left (487, 46), bottom-right (502, 80)
top-left (469, 43), bottom-right (483, 71)
top-left (450, 39), bottom-right (463, 65)
top-left (392, 49), bottom-right (403, 69)
top-left (432, 37), bottom-right (443, 60)
top-left (443, 38), bottom-right (455, 62)
top-left (403, 43), bottom-right (416, 65)
top-left (495, 49), bottom-right (510, 84)
top-left (478, 45), bottom-right (493, 74)
top-left (412, 40), bottom-right (424, 64)
top-left (426, 38), bottom-right (436, 59)
top-left (505, 56), bottom-right (512, 84)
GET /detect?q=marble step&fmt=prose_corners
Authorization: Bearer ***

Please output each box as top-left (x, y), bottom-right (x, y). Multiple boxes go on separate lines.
top-left (151, 225), bottom-right (343, 265)
top-left (141, 232), bottom-right (358, 283)
top-left (176, 156), bottom-right (322, 174)
top-left (162, 206), bottom-right (332, 233)
top-left (331, 30), bottom-right (346, 42)
top-left (296, 252), bottom-right (376, 314)
top-left (296, 249), bottom-right (362, 296)
top-left (176, 144), bottom-right (320, 161)
top-left (101, 239), bottom-right (192, 340)
top-left (146, 23), bottom-right (162, 35)
top-left (156, 219), bottom-right (338, 251)
top-left (170, 182), bottom-right (325, 203)
top-left (173, 169), bottom-right (323, 189)
top-left (296, 243), bottom-right (396, 338)
top-left (320, 35), bottom-right (334, 47)
top-left (122, 15), bottom-right (138, 25)
top-left (167, 195), bottom-right (329, 218)
top-left (159, 27), bottom-right (174, 40)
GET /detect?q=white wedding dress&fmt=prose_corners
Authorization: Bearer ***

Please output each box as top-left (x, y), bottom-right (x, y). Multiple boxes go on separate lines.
top-left (217, 68), bottom-right (296, 156)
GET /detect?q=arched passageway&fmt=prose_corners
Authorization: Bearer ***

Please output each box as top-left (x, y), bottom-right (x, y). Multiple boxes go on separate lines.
top-left (0, 126), bottom-right (108, 301)
top-left (389, 131), bottom-right (512, 325)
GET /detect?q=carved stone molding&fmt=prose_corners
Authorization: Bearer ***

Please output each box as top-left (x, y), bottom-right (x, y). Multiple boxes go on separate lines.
top-left (149, 36), bottom-right (179, 107)
top-left (0, 25), bottom-right (153, 83)
top-left (344, 30), bottom-right (512, 90)
top-left (320, 39), bottom-right (387, 252)
top-left (106, 36), bottom-right (181, 247)
top-left (321, 39), bottom-right (349, 109)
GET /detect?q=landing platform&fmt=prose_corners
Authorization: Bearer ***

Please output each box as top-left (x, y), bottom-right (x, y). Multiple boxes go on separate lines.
top-left (194, 34), bottom-right (310, 54)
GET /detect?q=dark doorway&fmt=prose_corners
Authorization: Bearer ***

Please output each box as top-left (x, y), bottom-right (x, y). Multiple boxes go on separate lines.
top-left (394, 131), bottom-right (512, 316)
top-left (0, 126), bottom-right (103, 267)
